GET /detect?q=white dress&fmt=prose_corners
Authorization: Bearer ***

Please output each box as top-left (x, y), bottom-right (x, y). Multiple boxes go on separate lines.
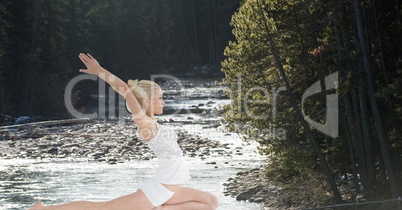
top-left (139, 123), bottom-right (191, 207)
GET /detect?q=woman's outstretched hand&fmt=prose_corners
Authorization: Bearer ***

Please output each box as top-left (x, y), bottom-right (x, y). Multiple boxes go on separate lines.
top-left (79, 53), bottom-right (102, 75)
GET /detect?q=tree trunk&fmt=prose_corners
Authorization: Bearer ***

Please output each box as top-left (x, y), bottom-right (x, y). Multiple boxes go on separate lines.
top-left (256, 1), bottom-right (342, 202)
top-left (175, 0), bottom-right (197, 62)
top-left (352, 88), bottom-right (368, 187)
top-left (358, 84), bottom-right (376, 184)
top-left (270, 37), bottom-right (342, 203)
top-left (371, 0), bottom-right (397, 131)
top-left (335, 15), bottom-right (362, 191)
top-left (343, 93), bottom-right (362, 191)
top-left (28, 0), bottom-right (40, 116)
top-left (343, 113), bottom-right (360, 191)
top-left (191, 0), bottom-right (200, 62)
top-left (352, 0), bottom-right (399, 198)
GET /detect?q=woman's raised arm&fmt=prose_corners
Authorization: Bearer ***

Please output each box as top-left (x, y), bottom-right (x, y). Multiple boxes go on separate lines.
top-left (78, 53), bottom-right (146, 121)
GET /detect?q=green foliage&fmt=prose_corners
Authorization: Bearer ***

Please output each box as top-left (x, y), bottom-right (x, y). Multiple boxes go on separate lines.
top-left (165, 0), bottom-right (241, 73)
top-left (0, 0), bottom-right (171, 117)
top-left (222, 0), bottom-right (402, 201)
top-left (222, 0), bottom-right (327, 149)
top-left (0, 0), bottom-right (241, 118)
top-left (265, 145), bottom-right (317, 183)
top-left (0, 1), bottom-right (9, 113)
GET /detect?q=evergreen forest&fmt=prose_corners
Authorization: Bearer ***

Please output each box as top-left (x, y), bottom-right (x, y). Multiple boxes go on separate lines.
top-left (221, 0), bottom-right (401, 207)
top-left (0, 0), bottom-right (239, 118)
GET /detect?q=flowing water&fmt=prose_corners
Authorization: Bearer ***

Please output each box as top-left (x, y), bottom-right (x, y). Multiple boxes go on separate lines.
top-left (0, 78), bottom-right (266, 210)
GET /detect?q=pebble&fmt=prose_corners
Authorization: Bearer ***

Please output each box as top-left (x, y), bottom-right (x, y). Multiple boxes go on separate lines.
top-left (1, 117), bottom-right (279, 207)
top-left (223, 167), bottom-right (281, 205)
top-left (0, 119), bottom-right (232, 164)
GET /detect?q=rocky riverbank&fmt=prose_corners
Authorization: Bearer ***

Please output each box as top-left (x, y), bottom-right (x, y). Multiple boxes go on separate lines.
top-left (0, 118), bottom-right (232, 165)
top-left (223, 166), bottom-right (343, 210)
top-left (224, 167), bottom-right (282, 208)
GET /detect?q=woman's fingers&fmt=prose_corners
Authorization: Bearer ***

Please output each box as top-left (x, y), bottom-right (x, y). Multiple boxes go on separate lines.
top-left (79, 53), bottom-right (98, 66)
top-left (78, 54), bottom-right (84, 62)
top-left (87, 53), bottom-right (99, 65)
top-left (87, 53), bottom-right (95, 60)
top-left (78, 53), bottom-right (100, 75)
top-left (79, 53), bottom-right (88, 63)
top-left (79, 53), bottom-right (93, 62)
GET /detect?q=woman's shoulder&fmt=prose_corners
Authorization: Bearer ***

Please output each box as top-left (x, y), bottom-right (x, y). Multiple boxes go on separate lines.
top-left (135, 117), bottom-right (158, 142)
top-left (134, 115), bottom-right (157, 126)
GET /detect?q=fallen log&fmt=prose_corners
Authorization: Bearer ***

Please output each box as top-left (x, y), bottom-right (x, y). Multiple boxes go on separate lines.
top-left (0, 113), bottom-right (14, 119)
top-left (0, 118), bottom-right (92, 130)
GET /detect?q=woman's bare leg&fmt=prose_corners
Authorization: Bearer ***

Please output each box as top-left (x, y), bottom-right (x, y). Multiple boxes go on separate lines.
top-left (157, 187), bottom-right (219, 210)
top-left (157, 202), bottom-right (213, 210)
top-left (30, 201), bottom-right (104, 210)
top-left (30, 189), bottom-right (154, 210)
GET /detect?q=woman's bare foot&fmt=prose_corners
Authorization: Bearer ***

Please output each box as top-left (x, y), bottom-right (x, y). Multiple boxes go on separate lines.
top-left (30, 202), bottom-right (45, 210)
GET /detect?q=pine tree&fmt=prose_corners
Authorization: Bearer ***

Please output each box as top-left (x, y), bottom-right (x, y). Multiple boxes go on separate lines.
top-left (222, 0), bottom-right (402, 203)
top-left (0, 0), bottom-right (10, 115)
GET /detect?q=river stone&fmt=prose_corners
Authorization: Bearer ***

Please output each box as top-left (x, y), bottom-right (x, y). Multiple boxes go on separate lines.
top-left (236, 191), bottom-right (254, 201)
top-left (47, 148), bottom-right (58, 155)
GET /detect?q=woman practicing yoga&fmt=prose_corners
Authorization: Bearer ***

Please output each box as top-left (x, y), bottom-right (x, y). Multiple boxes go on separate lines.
top-left (30, 53), bottom-right (219, 210)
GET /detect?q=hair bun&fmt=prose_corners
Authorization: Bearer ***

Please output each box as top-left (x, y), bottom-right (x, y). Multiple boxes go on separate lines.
top-left (128, 79), bottom-right (139, 90)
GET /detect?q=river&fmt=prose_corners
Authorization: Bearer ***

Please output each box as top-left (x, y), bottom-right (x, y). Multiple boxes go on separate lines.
top-left (0, 78), bottom-right (266, 210)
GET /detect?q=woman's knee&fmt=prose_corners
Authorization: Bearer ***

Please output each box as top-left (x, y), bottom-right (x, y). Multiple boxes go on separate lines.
top-left (206, 193), bottom-right (219, 210)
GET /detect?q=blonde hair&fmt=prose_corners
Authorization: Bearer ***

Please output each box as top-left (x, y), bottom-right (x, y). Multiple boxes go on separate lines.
top-left (126, 79), bottom-right (160, 112)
